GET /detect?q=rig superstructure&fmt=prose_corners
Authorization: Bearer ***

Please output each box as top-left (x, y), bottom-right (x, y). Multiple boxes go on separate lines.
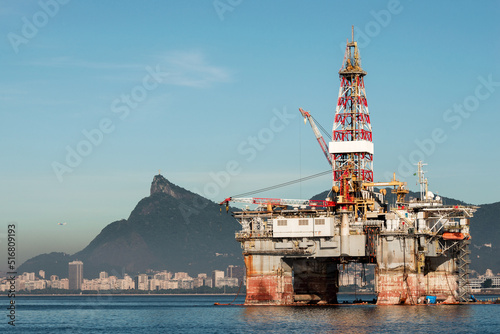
top-left (221, 30), bottom-right (476, 305)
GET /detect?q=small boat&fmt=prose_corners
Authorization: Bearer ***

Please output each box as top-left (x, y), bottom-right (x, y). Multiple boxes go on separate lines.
top-left (442, 232), bottom-right (466, 240)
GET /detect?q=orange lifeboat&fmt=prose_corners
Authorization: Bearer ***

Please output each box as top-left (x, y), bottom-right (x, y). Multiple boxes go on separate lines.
top-left (442, 232), bottom-right (466, 240)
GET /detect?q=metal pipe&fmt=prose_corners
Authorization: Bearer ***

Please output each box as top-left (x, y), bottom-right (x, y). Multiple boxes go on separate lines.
top-left (341, 212), bottom-right (349, 256)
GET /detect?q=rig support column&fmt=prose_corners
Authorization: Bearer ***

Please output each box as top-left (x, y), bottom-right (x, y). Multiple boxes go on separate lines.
top-left (376, 237), bottom-right (459, 305)
top-left (244, 254), bottom-right (293, 305)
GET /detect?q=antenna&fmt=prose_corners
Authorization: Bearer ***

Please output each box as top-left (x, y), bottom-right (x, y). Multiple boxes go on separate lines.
top-left (351, 25), bottom-right (354, 42)
top-left (416, 161), bottom-right (428, 200)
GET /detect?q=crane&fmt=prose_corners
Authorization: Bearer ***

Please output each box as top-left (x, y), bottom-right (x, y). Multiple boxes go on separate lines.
top-left (362, 173), bottom-right (409, 203)
top-left (299, 108), bottom-right (332, 166)
top-left (220, 197), bottom-right (336, 212)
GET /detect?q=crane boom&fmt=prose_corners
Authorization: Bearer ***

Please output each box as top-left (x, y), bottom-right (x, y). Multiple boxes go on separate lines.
top-left (220, 197), bottom-right (335, 208)
top-left (299, 108), bottom-right (332, 166)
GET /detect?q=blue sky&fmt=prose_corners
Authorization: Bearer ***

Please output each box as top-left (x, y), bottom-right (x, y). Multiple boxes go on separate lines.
top-left (1, 0), bottom-right (499, 269)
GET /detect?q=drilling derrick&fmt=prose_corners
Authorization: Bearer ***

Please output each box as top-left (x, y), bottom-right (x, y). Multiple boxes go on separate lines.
top-left (223, 29), bottom-right (476, 306)
top-left (332, 33), bottom-right (373, 197)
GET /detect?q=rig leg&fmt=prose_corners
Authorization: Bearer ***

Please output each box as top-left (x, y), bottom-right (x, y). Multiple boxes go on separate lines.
top-left (376, 252), bottom-right (458, 305)
top-left (244, 254), bottom-right (293, 305)
top-left (376, 271), bottom-right (423, 305)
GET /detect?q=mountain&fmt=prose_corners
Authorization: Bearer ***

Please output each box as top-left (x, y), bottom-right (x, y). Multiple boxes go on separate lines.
top-left (18, 175), bottom-right (243, 278)
top-left (312, 188), bottom-right (499, 274)
top-left (469, 202), bottom-right (500, 274)
top-left (18, 177), bottom-right (500, 279)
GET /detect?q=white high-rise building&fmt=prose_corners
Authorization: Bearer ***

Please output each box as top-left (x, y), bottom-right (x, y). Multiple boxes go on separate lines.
top-left (212, 270), bottom-right (225, 288)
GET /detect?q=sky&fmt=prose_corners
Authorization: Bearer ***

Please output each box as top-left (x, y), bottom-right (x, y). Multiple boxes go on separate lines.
top-left (1, 0), bottom-right (499, 270)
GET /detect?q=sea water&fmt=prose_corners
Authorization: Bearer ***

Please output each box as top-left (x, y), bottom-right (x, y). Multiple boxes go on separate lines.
top-left (4, 294), bottom-right (500, 333)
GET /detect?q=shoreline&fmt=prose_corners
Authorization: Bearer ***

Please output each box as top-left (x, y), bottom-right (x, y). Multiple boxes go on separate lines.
top-left (10, 292), bottom-right (372, 297)
top-left (7, 292), bottom-right (500, 297)
top-left (12, 293), bottom-right (240, 297)
top-left (7, 292), bottom-right (376, 297)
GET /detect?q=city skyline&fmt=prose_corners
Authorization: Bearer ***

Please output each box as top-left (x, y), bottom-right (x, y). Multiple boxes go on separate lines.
top-left (3, 263), bottom-right (500, 293)
top-left (1, 1), bottom-right (499, 270)
top-left (0, 262), bottom-right (246, 292)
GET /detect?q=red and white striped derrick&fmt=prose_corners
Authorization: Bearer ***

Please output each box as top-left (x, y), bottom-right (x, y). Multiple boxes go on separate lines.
top-left (332, 36), bottom-right (374, 189)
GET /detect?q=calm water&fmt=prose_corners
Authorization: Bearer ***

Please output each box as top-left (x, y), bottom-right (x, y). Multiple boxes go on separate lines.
top-left (3, 294), bottom-right (500, 333)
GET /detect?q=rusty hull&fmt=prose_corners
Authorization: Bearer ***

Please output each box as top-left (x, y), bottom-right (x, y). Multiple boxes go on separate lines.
top-left (376, 272), bottom-right (458, 305)
top-left (244, 254), bottom-right (293, 305)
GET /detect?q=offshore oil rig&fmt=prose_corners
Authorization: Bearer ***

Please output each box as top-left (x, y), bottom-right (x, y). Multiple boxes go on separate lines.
top-left (221, 30), bottom-right (476, 305)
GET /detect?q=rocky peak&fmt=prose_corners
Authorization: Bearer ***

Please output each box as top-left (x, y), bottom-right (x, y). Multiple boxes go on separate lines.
top-left (151, 174), bottom-right (174, 196)
top-left (150, 174), bottom-right (190, 200)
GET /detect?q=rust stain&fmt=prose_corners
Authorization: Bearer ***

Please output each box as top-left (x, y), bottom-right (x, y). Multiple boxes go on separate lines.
top-left (244, 255), bottom-right (254, 276)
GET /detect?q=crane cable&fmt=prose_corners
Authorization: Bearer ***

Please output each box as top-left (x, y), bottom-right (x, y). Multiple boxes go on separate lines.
top-left (225, 117), bottom-right (332, 201)
top-left (230, 170), bottom-right (332, 198)
top-left (311, 115), bottom-right (332, 140)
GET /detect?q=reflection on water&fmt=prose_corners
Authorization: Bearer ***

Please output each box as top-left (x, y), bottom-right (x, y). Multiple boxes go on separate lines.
top-left (11, 295), bottom-right (500, 334)
top-left (239, 300), bottom-right (498, 334)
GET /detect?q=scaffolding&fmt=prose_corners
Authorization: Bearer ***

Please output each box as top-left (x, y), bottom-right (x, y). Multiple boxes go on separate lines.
top-left (456, 239), bottom-right (471, 302)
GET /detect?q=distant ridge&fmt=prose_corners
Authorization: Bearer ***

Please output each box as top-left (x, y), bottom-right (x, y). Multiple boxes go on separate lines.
top-left (18, 175), bottom-right (243, 278)
top-left (18, 177), bottom-right (500, 278)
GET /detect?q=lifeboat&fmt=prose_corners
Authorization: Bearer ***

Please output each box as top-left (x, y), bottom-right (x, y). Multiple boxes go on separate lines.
top-left (442, 232), bottom-right (466, 240)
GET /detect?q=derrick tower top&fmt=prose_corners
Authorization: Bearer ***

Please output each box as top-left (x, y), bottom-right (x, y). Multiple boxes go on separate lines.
top-left (339, 26), bottom-right (367, 77)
